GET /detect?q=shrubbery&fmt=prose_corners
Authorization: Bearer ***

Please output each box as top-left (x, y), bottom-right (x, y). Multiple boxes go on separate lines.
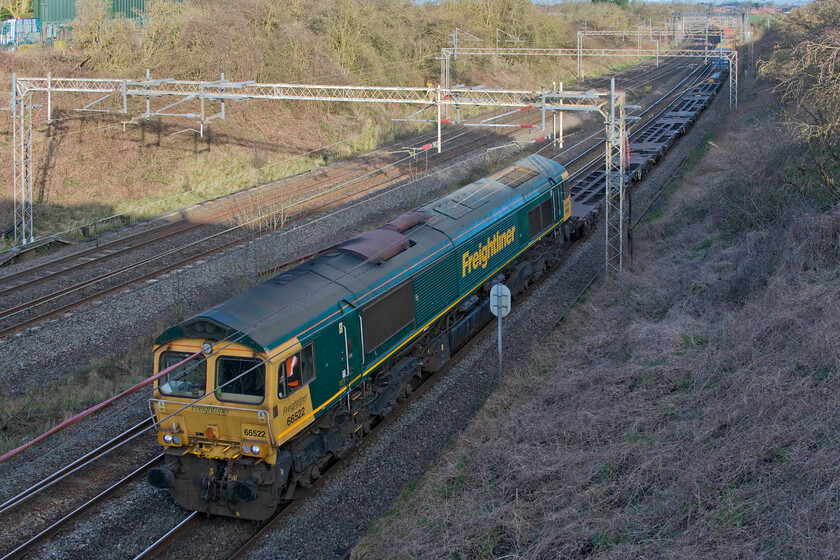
top-left (760, 0), bottom-right (840, 197)
top-left (64, 0), bottom-right (664, 84)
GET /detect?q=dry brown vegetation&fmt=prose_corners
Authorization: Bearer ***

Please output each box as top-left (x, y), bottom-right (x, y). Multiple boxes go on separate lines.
top-left (0, 0), bottom-right (667, 244)
top-left (759, 0), bottom-right (840, 196)
top-left (353, 6), bottom-right (840, 559)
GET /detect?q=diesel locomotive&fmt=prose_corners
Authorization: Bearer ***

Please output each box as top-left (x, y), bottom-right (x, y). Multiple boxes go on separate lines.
top-left (147, 154), bottom-right (571, 519)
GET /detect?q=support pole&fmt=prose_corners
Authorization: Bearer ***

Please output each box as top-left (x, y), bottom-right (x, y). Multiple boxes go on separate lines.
top-left (540, 87), bottom-right (546, 132)
top-left (730, 55), bottom-right (734, 109)
top-left (47, 73), bottom-right (51, 123)
top-left (453, 27), bottom-right (458, 61)
top-left (145, 68), bottom-right (150, 118)
top-left (200, 82), bottom-right (205, 138)
top-left (11, 72), bottom-right (34, 245)
top-left (445, 55), bottom-right (450, 90)
top-left (605, 80), bottom-right (612, 272)
top-left (497, 312), bottom-right (502, 382)
top-left (436, 85), bottom-right (442, 154)
top-left (605, 78), bottom-right (626, 276)
top-left (11, 72), bottom-right (19, 245)
top-left (220, 72), bottom-right (226, 119)
top-left (558, 82), bottom-right (564, 148)
top-left (637, 26), bottom-right (641, 55)
top-left (442, 54), bottom-right (451, 119)
top-left (26, 97), bottom-right (33, 243)
top-left (734, 53), bottom-right (738, 109)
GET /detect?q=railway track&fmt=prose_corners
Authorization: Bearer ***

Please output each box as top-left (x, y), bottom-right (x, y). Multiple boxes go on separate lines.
top-left (0, 459), bottom-right (160, 560)
top-left (0, 57), bottom-right (691, 340)
top-left (0, 418), bottom-right (161, 560)
top-left (0, 57), bottom-right (713, 559)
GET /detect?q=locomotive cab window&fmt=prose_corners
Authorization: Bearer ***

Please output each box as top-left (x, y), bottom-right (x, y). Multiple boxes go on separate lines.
top-left (528, 197), bottom-right (555, 239)
top-left (158, 351), bottom-right (206, 397)
top-left (279, 345), bottom-right (316, 398)
top-left (215, 357), bottom-right (265, 404)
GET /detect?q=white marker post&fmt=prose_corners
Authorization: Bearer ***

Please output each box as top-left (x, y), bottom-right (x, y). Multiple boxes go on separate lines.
top-left (489, 284), bottom-right (512, 383)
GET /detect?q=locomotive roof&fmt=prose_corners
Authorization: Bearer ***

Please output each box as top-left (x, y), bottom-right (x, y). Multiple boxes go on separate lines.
top-left (155, 154), bottom-right (566, 353)
top-left (419, 154), bottom-right (565, 246)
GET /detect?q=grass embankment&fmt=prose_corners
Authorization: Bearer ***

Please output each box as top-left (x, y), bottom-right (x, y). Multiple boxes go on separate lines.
top-left (353, 48), bottom-right (840, 560)
top-left (0, 0), bottom-right (671, 250)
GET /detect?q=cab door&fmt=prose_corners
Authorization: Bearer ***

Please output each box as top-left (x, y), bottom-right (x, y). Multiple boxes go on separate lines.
top-left (339, 300), bottom-right (362, 384)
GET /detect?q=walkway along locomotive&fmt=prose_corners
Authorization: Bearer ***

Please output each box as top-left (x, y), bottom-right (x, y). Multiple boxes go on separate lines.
top-left (148, 154), bottom-right (572, 519)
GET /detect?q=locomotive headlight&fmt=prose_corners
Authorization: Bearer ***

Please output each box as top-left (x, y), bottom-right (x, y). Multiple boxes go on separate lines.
top-left (172, 435), bottom-right (182, 446)
top-left (250, 444), bottom-right (261, 456)
top-left (202, 341), bottom-right (213, 355)
top-left (241, 443), bottom-right (252, 455)
top-left (163, 433), bottom-right (173, 444)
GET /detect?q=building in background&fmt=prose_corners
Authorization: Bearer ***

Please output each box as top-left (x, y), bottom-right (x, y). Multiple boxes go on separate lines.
top-left (2, 0), bottom-right (154, 49)
top-left (33, 0), bottom-right (149, 23)
top-left (1, 17), bottom-right (41, 47)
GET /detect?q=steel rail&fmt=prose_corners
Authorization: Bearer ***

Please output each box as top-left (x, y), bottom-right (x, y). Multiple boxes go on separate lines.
top-left (0, 417), bottom-right (156, 515)
top-left (0, 456), bottom-right (161, 560)
top-left (132, 512), bottom-right (201, 560)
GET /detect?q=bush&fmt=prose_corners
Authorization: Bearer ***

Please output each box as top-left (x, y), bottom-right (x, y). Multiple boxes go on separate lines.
top-left (71, 0), bottom-right (139, 73)
top-left (760, 0), bottom-right (840, 196)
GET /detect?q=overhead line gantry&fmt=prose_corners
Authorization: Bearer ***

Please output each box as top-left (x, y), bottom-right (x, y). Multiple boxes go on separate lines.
top-left (439, 46), bottom-right (737, 109)
top-left (8, 74), bottom-right (630, 273)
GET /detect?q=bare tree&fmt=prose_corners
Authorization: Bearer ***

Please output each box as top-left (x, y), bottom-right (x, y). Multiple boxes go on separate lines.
top-left (761, 0), bottom-right (840, 191)
top-left (0, 0), bottom-right (31, 19)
